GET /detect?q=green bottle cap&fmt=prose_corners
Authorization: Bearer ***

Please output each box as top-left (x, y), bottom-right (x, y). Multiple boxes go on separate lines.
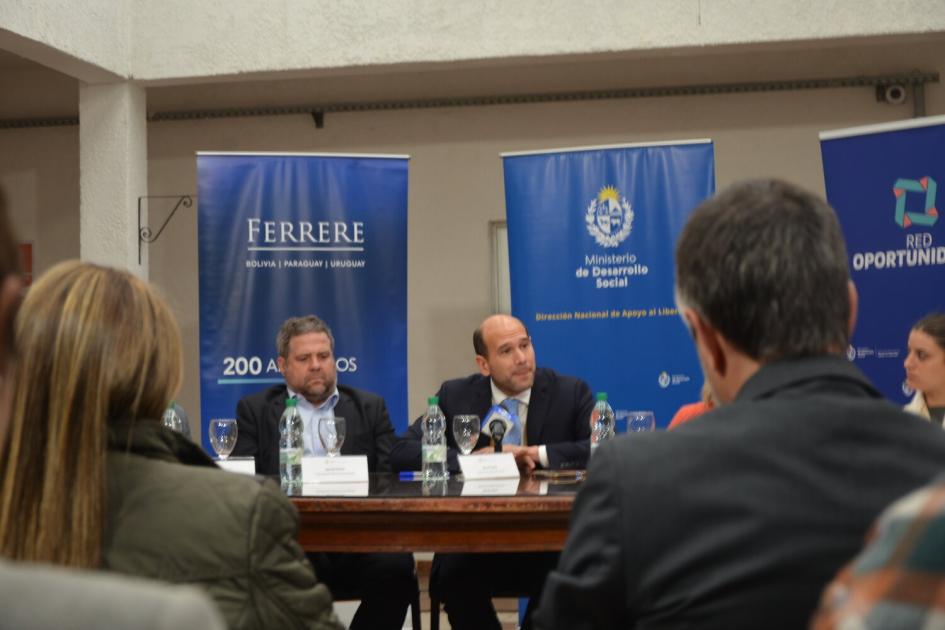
top-left (596, 392), bottom-right (608, 401)
top-left (286, 397), bottom-right (298, 407)
top-left (428, 396), bottom-right (439, 405)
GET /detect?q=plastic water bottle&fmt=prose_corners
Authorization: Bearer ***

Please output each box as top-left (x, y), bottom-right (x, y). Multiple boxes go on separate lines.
top-left (421, 396), bottom-right (449, 481)
top-left (279, 397), bottom-right (303, 491)
top-left (161, 402), bottom-right (183, 433)
top-left (590, 392), bottom-right (615, 454)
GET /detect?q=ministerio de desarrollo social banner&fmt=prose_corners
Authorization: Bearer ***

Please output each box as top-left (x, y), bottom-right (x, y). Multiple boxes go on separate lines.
top-left (821, 115), bottom-right (945, 404)
top-left (196, 152), bottom-right (409, 452)
top-left (502, 141), bottom-right (716, 429)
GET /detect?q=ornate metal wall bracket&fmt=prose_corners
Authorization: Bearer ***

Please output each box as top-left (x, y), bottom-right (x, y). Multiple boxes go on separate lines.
top-left (138, 195), bottom-right (195, 264)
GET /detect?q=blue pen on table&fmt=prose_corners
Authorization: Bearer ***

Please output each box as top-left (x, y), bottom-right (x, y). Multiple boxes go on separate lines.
top-left (398, 471), bottom-right (423, 481)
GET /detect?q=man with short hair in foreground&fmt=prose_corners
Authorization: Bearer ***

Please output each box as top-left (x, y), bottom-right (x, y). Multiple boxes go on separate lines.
top-left (533, 179), bottom-right (945, 630)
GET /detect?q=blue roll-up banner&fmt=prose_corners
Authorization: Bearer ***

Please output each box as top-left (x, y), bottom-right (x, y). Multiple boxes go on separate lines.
top-left (502, 141), bottom-right (715, 429)
top-left (821, 115), bottom-right (945, 403)
top-left (196, 152), bottom-right (409, 452)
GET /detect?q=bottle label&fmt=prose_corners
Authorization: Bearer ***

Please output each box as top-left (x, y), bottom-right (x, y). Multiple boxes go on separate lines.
top-left (280, 448), bottom-right (302, 466)
top-left (422, 444), bottom-right (446, 463)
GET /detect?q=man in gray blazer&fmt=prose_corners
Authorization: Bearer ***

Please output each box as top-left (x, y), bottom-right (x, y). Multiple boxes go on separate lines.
top-left (534, 179), bottom-right (945, 629)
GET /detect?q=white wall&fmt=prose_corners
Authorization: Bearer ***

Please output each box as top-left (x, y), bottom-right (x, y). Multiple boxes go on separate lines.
top-left (0, 0), bottom-right (127, 81)
top-left (4, 1), bottom-right (945, 85)
top-left (131, 0), bottom-right (945, 83)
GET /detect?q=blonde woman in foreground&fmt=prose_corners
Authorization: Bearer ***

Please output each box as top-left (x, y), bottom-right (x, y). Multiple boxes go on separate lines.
top-left (0, 260), bottom-right (343, 630)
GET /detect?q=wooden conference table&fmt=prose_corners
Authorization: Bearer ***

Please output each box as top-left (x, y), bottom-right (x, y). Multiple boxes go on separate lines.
top-left (290, 472), bottom-right (583, 553)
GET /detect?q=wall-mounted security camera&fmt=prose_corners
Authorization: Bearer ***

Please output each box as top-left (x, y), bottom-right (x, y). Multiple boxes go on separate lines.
top-left (876, 84), bottom-right (908, 105)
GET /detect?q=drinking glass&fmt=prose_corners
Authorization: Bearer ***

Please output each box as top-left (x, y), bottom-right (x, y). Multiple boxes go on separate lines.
top-left (627, 410), bottom-right (656, 432)
top-left (209, 418), bottom-right (238, 460)
top-left (318, 416), bottom-right (346, 457)
top-left (452, 414), bottom-right (481, 455)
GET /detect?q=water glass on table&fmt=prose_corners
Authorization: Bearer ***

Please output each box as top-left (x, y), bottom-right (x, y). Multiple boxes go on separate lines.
top-left (452, 414), bottom-right (481, 455)
top-left (318, 416), bottom-right (346, 457)
top-left (209, 418), bottom-right (238, 460)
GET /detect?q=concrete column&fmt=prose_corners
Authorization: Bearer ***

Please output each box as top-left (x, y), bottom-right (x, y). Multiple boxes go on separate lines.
top-left (78, 81), bottom-right (148, 277)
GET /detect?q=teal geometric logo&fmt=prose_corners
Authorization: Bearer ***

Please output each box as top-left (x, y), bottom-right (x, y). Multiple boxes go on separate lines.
top-left (893, 176), bottom-right (938, 228)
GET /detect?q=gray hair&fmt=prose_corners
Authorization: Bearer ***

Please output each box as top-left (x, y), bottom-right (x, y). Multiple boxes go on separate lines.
top-left (675, 179), bottom-right (851, 361)
top-left (276, 315), bottom-right (335, 358)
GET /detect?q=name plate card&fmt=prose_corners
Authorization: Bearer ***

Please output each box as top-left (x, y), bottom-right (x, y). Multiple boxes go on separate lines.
top-left (302, 455), bottom-right (369, 483)
top-left (216, 457), bottom-right (256, 476)
top-left (458, 452), bottom-right (520, 480)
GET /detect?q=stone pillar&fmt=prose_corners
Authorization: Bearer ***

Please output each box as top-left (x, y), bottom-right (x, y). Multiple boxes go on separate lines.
top-left (78, 81), bottom-right (148, 277)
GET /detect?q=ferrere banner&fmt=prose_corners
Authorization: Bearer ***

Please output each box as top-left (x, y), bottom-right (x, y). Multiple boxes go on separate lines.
top-left (501, 141), bottom-right (716, 428)
top-left (820, 115), bottom-right (945, 403)
top-left (196, 152), bottom-right (409, 452)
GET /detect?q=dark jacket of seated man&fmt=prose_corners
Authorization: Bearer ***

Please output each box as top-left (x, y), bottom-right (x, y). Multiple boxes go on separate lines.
top-left (390, 367), bottom-right (594, 473)
top-left (233, 383), bottom-right (395, 475)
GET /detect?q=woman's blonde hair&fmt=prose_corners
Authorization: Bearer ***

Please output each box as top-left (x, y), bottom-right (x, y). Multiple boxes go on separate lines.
top-left (0, 261), bottom-right (182, 567)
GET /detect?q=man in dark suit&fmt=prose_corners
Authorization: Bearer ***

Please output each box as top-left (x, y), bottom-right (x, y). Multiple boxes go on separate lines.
top-left (233, 315), bottom-right (415, 630)
top-left (392, 313), bottom-right (594, 630)
top-left (533, 179), bottom-right (945, 630)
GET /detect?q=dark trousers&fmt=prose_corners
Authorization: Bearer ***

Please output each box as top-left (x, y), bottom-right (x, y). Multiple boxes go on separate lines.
top-left (308, 551), bottom-right (415, 630)
top-left (431, 551), bottom-right (559, 630)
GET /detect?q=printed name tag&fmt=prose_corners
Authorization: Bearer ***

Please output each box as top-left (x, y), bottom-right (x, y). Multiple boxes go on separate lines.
top-left (216, 457), bottom-right (256, 476)
top-left (458, 452), bottom-right (520, 480)
top-left (302, 455), bottom-right (369, 483)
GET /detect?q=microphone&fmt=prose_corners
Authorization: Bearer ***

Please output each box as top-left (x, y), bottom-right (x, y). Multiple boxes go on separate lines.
top-left (490, 417), bottom-right (506, 453)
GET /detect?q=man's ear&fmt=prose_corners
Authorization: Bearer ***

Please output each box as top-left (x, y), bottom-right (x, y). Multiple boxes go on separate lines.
top-left (475, 354), bottom-right (490, 377)
top-left (684, 308), bottom-right (727, 379)
top-left (276, 356), bottom-right (287, 377)
top-left (846, 280), bottom-right (858, 339)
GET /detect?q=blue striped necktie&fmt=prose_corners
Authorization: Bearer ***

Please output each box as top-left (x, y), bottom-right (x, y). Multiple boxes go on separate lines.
top-left (501, 398), bottom-right (522, 445)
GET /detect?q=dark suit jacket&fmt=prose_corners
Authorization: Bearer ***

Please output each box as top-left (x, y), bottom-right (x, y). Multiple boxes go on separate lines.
top-left (534, 356), bottom-right (945, 630)
top-left (233, 384), bottom-right (396, 476)
top-left (390, 367), bottom-right (594, 472)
